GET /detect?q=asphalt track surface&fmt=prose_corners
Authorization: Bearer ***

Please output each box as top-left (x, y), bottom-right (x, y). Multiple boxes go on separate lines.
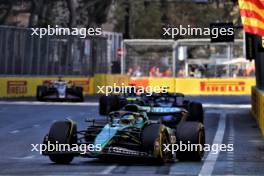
top-left (0, 96), bottom-right (263, 176)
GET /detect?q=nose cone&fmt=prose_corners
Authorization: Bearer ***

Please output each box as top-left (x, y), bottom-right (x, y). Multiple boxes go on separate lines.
top-left (93, 124), bottom-right (119, 151)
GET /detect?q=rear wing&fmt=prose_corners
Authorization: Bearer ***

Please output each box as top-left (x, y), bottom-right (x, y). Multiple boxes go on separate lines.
top-left (141, 106), bottom-right (185, 114)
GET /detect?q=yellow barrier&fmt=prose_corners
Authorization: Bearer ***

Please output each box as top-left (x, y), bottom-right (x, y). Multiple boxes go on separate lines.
top-left (130, 77), bottom-right (256, 95)
top-left (94, 74), bottom-right (130, 94)
top-left (0, 76), bottom-right (256, 97)
top-left (1, 75), bottom-right (261, 135)
top-left (148, 78), bottom-right (176, 93)
top-left (176, 78), bottom-right (255, 95)
top-left (251, 87), bottom-right (264, 136)
top-left (0, 77), bottom-right (94, 97)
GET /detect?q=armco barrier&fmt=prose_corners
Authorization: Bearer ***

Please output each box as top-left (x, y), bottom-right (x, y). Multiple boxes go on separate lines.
top-left (0, 77), bottom-right (94, 97)
top-left (251, 87), bottom-right (264, 136)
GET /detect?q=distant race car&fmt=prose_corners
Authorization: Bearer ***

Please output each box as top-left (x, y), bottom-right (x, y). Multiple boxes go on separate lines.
top-left (36, 80), bottom-right (84, 101)
top-left (42, 104), bottom-right (205, 164)
top-left (99, 92), bottom-right (204, 124)
top-left (99, 87), bottom-right (140, 115)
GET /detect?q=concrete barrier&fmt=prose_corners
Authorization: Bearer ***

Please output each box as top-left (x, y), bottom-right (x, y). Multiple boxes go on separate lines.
top-left (251, 87), bottom-right (264, 136)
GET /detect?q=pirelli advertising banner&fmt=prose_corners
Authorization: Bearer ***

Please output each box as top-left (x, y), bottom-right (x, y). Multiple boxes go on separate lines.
top-left (0, 76), bottom-right (256, 97)
top-left (130, 77), bottom-right (256, 95)
top-left (0, 77), bottom-right (94, 97)
top-left (175, 78), bottom-right (256, 95)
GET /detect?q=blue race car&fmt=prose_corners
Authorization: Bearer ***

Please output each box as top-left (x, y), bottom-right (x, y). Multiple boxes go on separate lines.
top-left (100, 92), bottom-right (204, 124)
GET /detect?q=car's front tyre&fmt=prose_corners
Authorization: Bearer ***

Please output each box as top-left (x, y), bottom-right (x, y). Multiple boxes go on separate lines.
top-left (47, 121), bottom-right (77, 164)
top-left (142, 124), bottom-right (173, 163)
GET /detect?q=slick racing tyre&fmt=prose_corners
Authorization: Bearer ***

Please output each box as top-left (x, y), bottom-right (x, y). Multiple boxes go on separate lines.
top-left (142, 124), bottom-right (173, 163)
top-left (74, 86), bottom-right (84, 102)
top-left (99, 95), bottom-right (111, 115)
top-left (176, 121), bottom-right (205, 161)
top-left (36, 86), bottom-right (46, 101)
top-left (99, 95), bottom-right (120, 115)
top-left (187, 102), bottom-right (204, 124)
top-left (48, 121), bottom-right (77, 164)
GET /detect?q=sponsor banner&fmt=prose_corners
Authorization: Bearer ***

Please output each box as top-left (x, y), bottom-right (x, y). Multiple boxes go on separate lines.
top-left (200, 81), bottom-right (245, 93)
top-left (130, 77), bottom-right (255, 95)
top-left (130, 77), bottom-right (149, 88)
top-left (7, 81), bottom-right (27, 95)
top-left (130, 77), bottom-right (175, 92)
top-left (0, 77), bottom-right (94, 97)
top-left (94, 74), bottom-right (130, 94)
top-left (176, 78), bottom-right (255, 95)
top-left (72, 80), bottom-right (91, 93)
top-left (148, 78), bottom-right (176, 93)
top-left (0, 76), bottom-right (256, 97)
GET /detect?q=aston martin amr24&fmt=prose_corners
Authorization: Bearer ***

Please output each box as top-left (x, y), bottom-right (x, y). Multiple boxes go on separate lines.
top-left (42, 104), bottom-right (205, 164)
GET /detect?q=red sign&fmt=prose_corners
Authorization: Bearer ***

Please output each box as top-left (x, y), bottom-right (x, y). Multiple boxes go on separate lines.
top-left (117, 48), bottom-right (124, 57)
top-left (200, 81), bottom-right (245, 92)
top-left (73, 80), bottom-right (90, 93)
top-left (7, 81), bottom-right (27, 95)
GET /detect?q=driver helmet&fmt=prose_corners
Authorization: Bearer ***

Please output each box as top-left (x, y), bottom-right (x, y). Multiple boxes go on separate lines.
top-left (135, 116), bottom-right (144, 124)
top-left (120, 114), bottom-right (135, 125)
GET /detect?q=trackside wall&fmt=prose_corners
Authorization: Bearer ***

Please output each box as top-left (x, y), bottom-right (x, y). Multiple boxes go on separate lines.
top-left (0, 77), bottom-right (94, 97)
top-left (0, 75), bottom-right (255, 97)
top-left (251, 87), bottom-right (264, 136)
top-left (130, 77), bottom-right (255, 95)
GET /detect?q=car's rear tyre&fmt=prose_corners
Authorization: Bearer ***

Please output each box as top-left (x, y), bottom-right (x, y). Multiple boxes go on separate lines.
top-left (48, 121), bottom-right (77, 164)
top-left (142, 124), bottom-right (173, 163)
top-left (72, 86), bottom-right (83, 102)
top-left (99, 95), bottom-right (110, 115)
top-left (176, 121), bottom-right (205, 161)
top-left (187, 102), bottom-right (204, 123)
top-left (99, 95), bottom-right (120, 115)
top-left (36, 86), bottom-right (46, 101)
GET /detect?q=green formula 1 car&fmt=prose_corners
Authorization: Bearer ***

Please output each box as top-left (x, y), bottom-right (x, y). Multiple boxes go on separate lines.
top-left (42, 104), bottom-right (205, 164)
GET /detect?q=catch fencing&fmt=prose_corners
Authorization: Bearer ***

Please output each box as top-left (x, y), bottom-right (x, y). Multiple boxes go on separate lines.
top-left (122, 39), bottom-right (254, 78)
top-left (0, 26), bottom-right (109, 76)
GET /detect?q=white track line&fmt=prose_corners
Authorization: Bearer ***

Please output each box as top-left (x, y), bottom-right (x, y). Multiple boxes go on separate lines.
top-left (226, 118), bottom-right (235, 174)
top-left (203, 104), bottom-right (250, 109)
top-left (0, 101), bottom-right (98, 106)
top-left (199, 113), bottom-right (227, 176)
top-left (99, 165), bottom-right (117, 175)
top-left (10, 155), bottom-right (36, 160)
top-left (10, 130), bottom-right (20, 134)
